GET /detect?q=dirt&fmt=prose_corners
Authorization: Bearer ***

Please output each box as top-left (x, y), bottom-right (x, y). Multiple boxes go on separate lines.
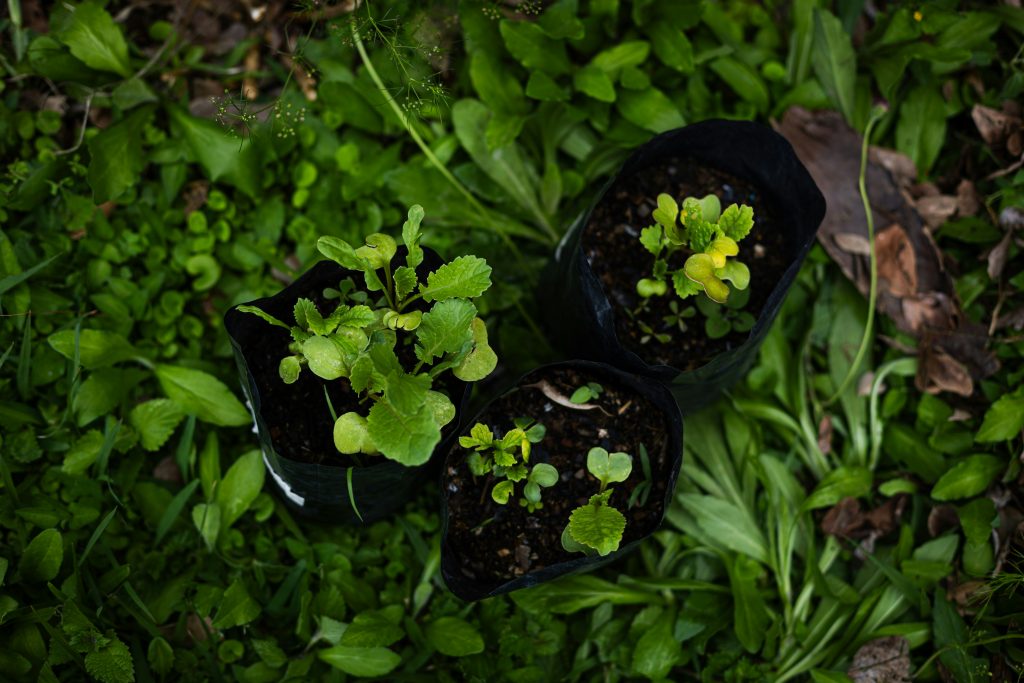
top-left (443, 366), bottom-right (673, 590)
top-left (581, 156), bottom-right (788, 370)
top-left (242, 274), bottom-right (462, 467)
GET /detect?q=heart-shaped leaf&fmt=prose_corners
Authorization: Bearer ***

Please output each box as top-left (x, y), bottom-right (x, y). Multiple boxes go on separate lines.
top-left (587, 447), bottom-right (632, 485)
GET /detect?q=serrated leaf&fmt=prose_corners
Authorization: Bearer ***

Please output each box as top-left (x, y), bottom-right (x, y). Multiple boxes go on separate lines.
top-left (393, 266), bottom-right (418, 302)
top-left (19, 528), bottom-right (63, 583)
top-left (154, 364), bottom-right (250, 427)
top-left (719, 204), bottom-right (755, 241)
top-left (568, 497), bottom-right (626, 556)
top-left (384, 372), bottom-right (431, 416)
top-left (213, 579), bottom-right (260, 629)
top-left (420, 256), bottom-right (492, 303)
top-left (84, 635), bottom-right (134, 683)
top-left (415, 299), bottom-right (476, 363)
top-left (639, 225), bottom-right (663, 256)
top-left (48, 329), bottom-right (138, 369)
top-left (367, 400), bottom-right (440, 466)
top-left (59, 2), bottom-right (131, 77)
top-left (403, 205), bottom-right (425, 268)
top-left (130, 399), bottom-right (184, 451)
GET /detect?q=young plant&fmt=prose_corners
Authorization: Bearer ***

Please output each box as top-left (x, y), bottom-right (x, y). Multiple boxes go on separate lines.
top-left (239, 205), bottom-right (498, 467)
top-left (634, 192), bottom-right (755, 337)
top-left (460, 418), bottom-right (558, 512)
top-left (697, 287), bottom-right (756, 339)
top-left (569, 382), bottom-right (603, 404)
top-left (561, 447), bottom-right (633, 557)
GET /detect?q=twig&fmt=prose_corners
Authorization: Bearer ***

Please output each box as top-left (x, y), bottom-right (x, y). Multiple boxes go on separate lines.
top-left (53, 92), bottom-right (94, 156)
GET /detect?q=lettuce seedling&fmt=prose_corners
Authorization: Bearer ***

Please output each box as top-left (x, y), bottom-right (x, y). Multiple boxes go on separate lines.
top-left (460, 418), bottom-right (557, 512)
top-left (635, 192), bottom-right (755, 336)
top-left (569, 382), bottom-right (603, 404)
top-left (239, 205), bottom-right (498, 467)
top-left (561, 447), bottom-right (633, 556)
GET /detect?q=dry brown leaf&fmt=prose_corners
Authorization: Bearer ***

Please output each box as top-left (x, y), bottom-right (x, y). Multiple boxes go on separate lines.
top-left (955, 179), bottom-right (980, 217)
top-left (876, 224), bottom-right (918, 297)
top-left (916, 195), bottom-right (958, 230)
top-left (834, 232), bottom-right (872, 256)
top-left (870, 146), bottom-right (917, 187)
top-left (972, 104), bottom-right (1022, 146)
top-left (928, 504), bottom-right (960, 537)
top-left (848, 636), bottom-right (911, 683)
top-left (153, 455), bottom-right (182, 484)
top-left (987, 230), bottom-right (1013, 280)
top-left (917, 344), bottom-right (974, 397)
top-left (822, 497), bottom-right (863, 538)
top-left (818, 415), bottom-right (834, 455)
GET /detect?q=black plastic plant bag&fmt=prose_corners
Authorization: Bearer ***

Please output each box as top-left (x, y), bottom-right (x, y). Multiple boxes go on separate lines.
top-left (224, 248), bottom-right (469, 524)
top-left (542, 120), bottom-right (827, 414)
top-left (440, 360), bottom-right (683, 601)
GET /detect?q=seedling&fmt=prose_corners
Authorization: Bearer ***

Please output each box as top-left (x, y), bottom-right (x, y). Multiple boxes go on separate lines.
top-left (239, 205), bottom-right (498, 467)
top-left (569, 382), bottom-right (603, 404)
top-left (561, 447), bottom-right (633, 557)
top-left (460, 418), bottom-right (557, 512)
top-left (635, 192), bottom-right (755, 339)
top-left (697, 287), bottom-right (756, 339)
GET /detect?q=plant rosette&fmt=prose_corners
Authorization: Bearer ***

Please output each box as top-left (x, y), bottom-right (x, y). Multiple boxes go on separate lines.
top-left (224, 206), bottom-right (496, 523)
top-left (440, 361), bottom-right (683, 601)
top-left (542, 120), bottom-right (825, 414)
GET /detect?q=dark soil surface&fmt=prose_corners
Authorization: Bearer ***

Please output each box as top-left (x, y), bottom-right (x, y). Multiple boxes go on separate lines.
top-left (443, 366), bottom-right (672, 589)
top-left (243, 277), bottom-right (461, 467)
top-left (581, 157), bottom-right (788, 370)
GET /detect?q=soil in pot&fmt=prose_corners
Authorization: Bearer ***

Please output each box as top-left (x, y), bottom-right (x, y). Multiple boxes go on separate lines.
top-left (581, 156), bottom-right (788, 371)
top-left (443, 366), bottom-right (672, 588)
top-left (244, 273), bottom-right (462, 467)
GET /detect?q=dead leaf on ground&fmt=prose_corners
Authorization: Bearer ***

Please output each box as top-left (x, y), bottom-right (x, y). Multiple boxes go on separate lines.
top-left (916, 195), bottom-right (958, 230)
top-left (928, 504), bottom-right (960, 537)
top-left (848, 636), bottom-right (911, 683)
top-left (917, 343), bottom-right (974, 397)
top-left (972, 104), bottom-right (1022, 147)
top-left (822, 497), bottom-right (863, 538)
top-left (956, 180), bottom-right (980, 217)
top-left (870, 147), bottom-right (917, 187)
top-left (776, 108), bottom-right (999, 398)
top-left (818, 415), bottom-right (834, 455)
top-left (876, 224), bottom-right (918, 297)
top-left (987, 230), bottom-right (1013, 280)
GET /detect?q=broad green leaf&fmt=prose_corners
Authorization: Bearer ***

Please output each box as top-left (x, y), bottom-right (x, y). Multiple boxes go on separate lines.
top-left (191, 502), bottom-right (221, 550)
top-left (84, 635), bottom-right (134, 683)
top-left (62, 429), bottom-right (106, 474)
top-left (279, 356), bottom-right (301, 384)
top-left (19, 528), bottom-right (63, 583)
top-left (976, 391), bottom-right (1024, 442)
top-left (426, 617), bottom-right (484, 657)
top-left (424, 391), bottom-right (456, 428)
top-left (154, 364), bottom-right (250, 427)
top-left (652, 193), bottom-right (678, 231)
top-left (639, 225), bottom-right (663, 256)
top-left (525, 71), bottom-right (570, 101)
top-left (301, 336), bottom-right (346, 380)
top-left (334, 412), bottom-right (376, 455)
top-left (130, 399), bottom-right (185, 452)
top-left (48, 329), bottom-right (138, 369)
top-left (393, 267), bottom-right (418, 302)
top-left (537, 0), bottom-right (584, 40)
top-left (213, 579), bottom-right (260, 629)
top-left (355, 233), bottom-right (397, 269)
top-left (499, 20), bottom-right (570, 75)
top-left (340, 611), bottom-right (404, 648)
top-left (592, 41), bottom-right (650, 73)
top-left (492, 480), bottom-right (515, 504)
top-left (453, 318), bottom-right (498, 382)
top-left (147, 638), bottom-right (174, 677)
top-left (214, 450), bottom-right (265, 528)
top-left (710, 56), bottom-right (769, 112)
top-left (931, 455), bottom-right (1003, 501)
top-left (803, 466), bottom-right (872, 509)
top-left (957, 498), bottom-right (997, 545)
top-left (530, 463), bottom-right (559, 487)
top-left (87, 107), bottom-right (154, 203)
top-left (470, 50), bottom-right (530, 115)
top-left (567, 495), bottom-right (626, 556)
top-left (168, 107), bottom-right (260, 198)
top-left (632, 608), bottom-right (681, 679)
top-left (719, 204), bottom-right (754, 241)
top-left (933, 592), bottom-right (986, 681)
top-left (59, 2), bottom-right (131, 77)
top-left (415, 299), bottom-right (476, 363)
top-left (616, 87), bottom-right (685, 133)
top-left (112, 77), bottom-right (157, 110)
top-left (384, 372), bottom-right (431, 416)
top-left (728, 555), bottom-right (770, 653)
top-left (420, 256), bottom-right (493, 303)
top-left (317, 236), bottom-right (366, 271)
top-left (811, 8), bottom-right (856, 122)
top-left (717, 260), bottom-right (750, 291)
top-left (677, 493), bottom-right (767, 563)
top-left (574, 65), bottom-right (616, 102)
top-left (319, 646), bottom-right (401, 677)
top-left (648, 23), bottom-right (693, 73)
top-left (895, 85), bottom-right (947, 176)
top-left (366, 401), bottom-right (440, 466)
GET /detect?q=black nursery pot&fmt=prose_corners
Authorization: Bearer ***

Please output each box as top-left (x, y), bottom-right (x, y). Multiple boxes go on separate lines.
top-left (224, 248), bottom-right (469, 524)
top-left (440, 360), bottom-right (683, 601)
top-left (543, 120), bottom-right (826, 414)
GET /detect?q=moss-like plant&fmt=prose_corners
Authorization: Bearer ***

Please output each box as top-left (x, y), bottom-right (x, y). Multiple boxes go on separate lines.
top-left (634, 193), bottom-right (755, 338)
top-left (239, 205), bottom-right (498, 467)
top-left (561, 447), bottom-right (633, 556)
top-left (460, 419), bottom-right (558, 512)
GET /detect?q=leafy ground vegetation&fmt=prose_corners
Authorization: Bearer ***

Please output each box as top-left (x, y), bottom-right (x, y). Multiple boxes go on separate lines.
top-left (1, 1), bottom-right (1023, 681)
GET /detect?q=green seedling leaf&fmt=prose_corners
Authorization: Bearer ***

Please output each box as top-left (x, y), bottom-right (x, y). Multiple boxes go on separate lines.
top-left (652, 194), bottom-right (678, 232)
top-left (319, 646), bottom-right (401, 678)
top-left (719, 204), bottom-right (754, 241)
top-left (460, 422), bottom-right (494, 450)
top-left (931, 455), bottom-right (1004, 501)
top-left (426, 617), bottom-right (484, 657)
top-left (453, 318), bottom-right (498, 382)
top-left (530, 463), bottom-right (559, 487)
top-left (716, 260), bottom-right (750, 290)
top-left (191, 502), bottom-right (221, 550)
top-left (587, 447), bottom-right (632, 485)
top-left (213, 579), bottom-right (260, 629)
top-left (416, 299), bottom-right (476, 363)
top-left (698, 194), bottom-right (722, 223)
top-left (672, 271), bottom-right (702, 299)
top-left (728, 555), bottom-right (771, 653)
top-left (355, 233), bottom-right (397, 269)
top-left (214, 450), bottom-right (265, 529)
top-left (639, 225), bottom-right (664, 256)
top-left (684, 254), bottom-right (730, 303)
top-left (636, 278), bottom-right (667, 298)
top-left (19, 528), bottom-right (63, 583)
top-left (48, 329), bottom-right (138, 369)
top-left (237, 305), bottom-right (289, 330)
top-left (803, 466), bottom-right (873, 510)
top-left (420, 256), bottom-right (493, 302)
top-left (279, 356), bottom-right (301, 384)
top-left (130, 399), bottom-right (185, 452)
top-left (301, 336), bottom-right (346, 381)
top-left (59, 1), bottom-right (132, 76)
top-left (976, 390), bottom-right (1024, 442)
top-left (567, 492), bottom-right (627, 556)
top-left (403, 205), bottom-right (425, 268)
top-left (317, 236), bottom-right (368, 271)
top-left (367, 401), bottom-right (440, 466)
top-left (424, 391), bottom-right (456, 428)
top-left (705, 236), bottom-right (739, 269)
top-left (155, 365), bottom-right (250, 427)
top-left (85, 634), bottom-right (134, 683)
top-left (88, 106), bottom-right (154, 203)
top-left (334, 412), bottom-right (377, 455)
top-left (492, 480), bottom-right (515, 505)
top-left (393, 266), bottom-right (418, 302)
top-left (812, 8), bottom-right (856, 123)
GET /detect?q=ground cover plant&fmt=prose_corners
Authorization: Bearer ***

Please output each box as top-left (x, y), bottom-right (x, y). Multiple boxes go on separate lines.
top-left (1, 0), bottom-right (1023, 681)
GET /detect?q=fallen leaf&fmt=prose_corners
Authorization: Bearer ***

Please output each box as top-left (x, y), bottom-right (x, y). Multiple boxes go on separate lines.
top-left (822, 497), bottom-right (863, 538)
top-left (869, 146), bottom-right (917, 187)
top-left (834, 233), bottom-right (872, 256)
top-left (153, 455), bottom-right (183, 484)
top-left (876, 224), bottom-right (918, 297)
top-left (916, 343), bottom-right (974, 397)
top-left (818, 415), bottom-right (834, 455)
top-left (987, 230), bottom-right (1013, 280)
top-left (949, 580), bottom-right (986, 612)
top-left (928, 504), bottom-right (960, 537)
top-left (996, 306), bottom-right (1024, 331)
top-left (972, 104), bottom-right (1021, 146)
top-left (848, 636), bottom-right (911, 683)
top-left (955, 179), bottom-right (980, 217)
top-left (916, 195), bottom-right (958, 230)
